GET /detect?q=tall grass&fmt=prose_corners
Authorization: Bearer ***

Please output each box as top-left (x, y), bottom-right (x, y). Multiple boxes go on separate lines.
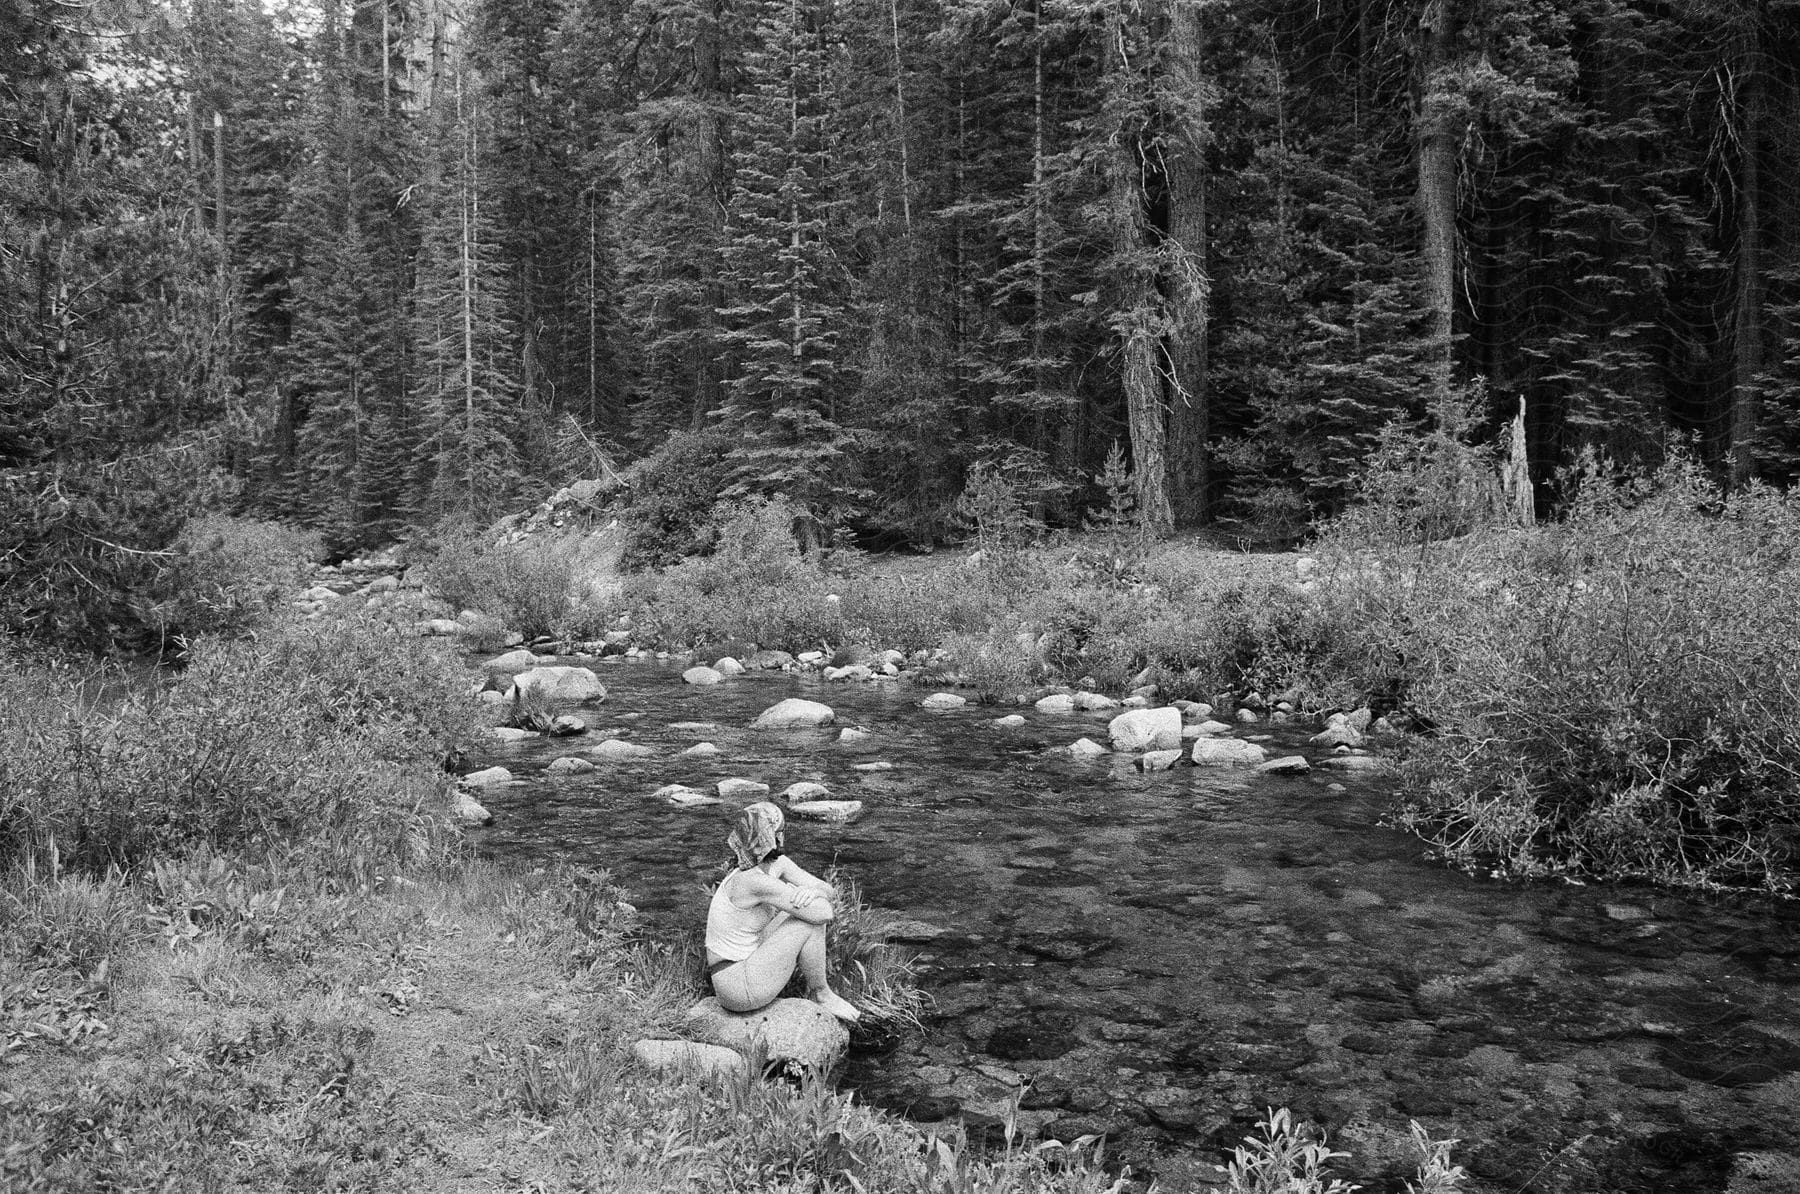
top-left (416, 523), bottom-right (616, 640)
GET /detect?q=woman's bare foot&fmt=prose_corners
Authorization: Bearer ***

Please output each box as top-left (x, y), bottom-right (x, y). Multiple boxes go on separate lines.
top-left (812, 988), bottom-right (861, 1023)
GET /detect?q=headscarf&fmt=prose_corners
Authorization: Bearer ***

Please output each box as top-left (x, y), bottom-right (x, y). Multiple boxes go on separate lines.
top-left (727, 801), bottom-right (785, 870)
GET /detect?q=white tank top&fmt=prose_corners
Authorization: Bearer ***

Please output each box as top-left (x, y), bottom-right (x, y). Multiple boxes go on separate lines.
top-left (706, 869), bottom-right (774, 961)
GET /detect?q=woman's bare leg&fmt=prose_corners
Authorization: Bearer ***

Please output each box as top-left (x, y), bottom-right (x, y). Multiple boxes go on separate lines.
top-left (713, 919), bottom-right (858, 1021)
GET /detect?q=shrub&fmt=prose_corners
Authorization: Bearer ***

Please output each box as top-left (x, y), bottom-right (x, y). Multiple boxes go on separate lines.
top-left (937, 626), bottom-right (1042, 701)
top-left (1324, 456), bottom-right (1800, 891)
top-left (617, 430), bottom-right (734, 571)
top-left (135, 516), bottom-right (322, 648)
top-left (418, 524), bottom-right (611, 641)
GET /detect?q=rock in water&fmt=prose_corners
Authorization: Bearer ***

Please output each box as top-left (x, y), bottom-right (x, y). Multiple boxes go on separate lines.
top-left (508, 666), bottom-right (607, 703)
top-left (1067, 738), bottom-right (1110, 758)
top-left (717, 778), bottom-right (771, 799)
top-left (994, 714), bottom-right (1026, 728)
top-left (1108, 707), bottom-right (1183, 753)
top-left (683, 666), bottom-right (725, 686)
top-left (546, 756), bottom-right (596, 775)
top-left (459, 766), bottom-right (513, 786)
top-left (686, 996), bottom-right (851, 1074)
top-left (713, 656), bottom-right (746, 676)
top-left (1258, 755), bottom-right (1311, 775)
top-left (1190, 738), bottom-right (1268, 767)
top-left (751, 699), bottom-right (835, 729)
top-left (549, 715), bottom-right (587, 737)
top-left (452, 791), bottom-right (493, 825)
top-left (921, 692), bottom-right (967, 710)
top-left (1035, 693), bottom-right (1076, 713)
top-left (590, 739), bottom-right (655, 761)
top-left (654, 784), bottom-right (721, 807)
top-left (788, 799), bottom-right (863, 821)
top-left (1136, 749), bottom-right (1184, 772)
top-left (679, 742), bottom-right (722, 758)
top-left (783, 781), bottom-right (832, 801)
top-left (483, 648), bottom-right (540, 673)
top-left (1074, 692), bottom-right (1120, 712)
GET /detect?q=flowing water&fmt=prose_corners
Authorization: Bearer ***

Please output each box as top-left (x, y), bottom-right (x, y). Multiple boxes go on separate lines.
top-left (468, 656), bottom-right (1800, 1192)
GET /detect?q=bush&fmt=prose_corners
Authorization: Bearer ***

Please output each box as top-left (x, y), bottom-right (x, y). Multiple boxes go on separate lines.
top-left (418, 524), bottom-right (612, 641)
top-left (617, 430), bottom-right (734, 572)
top-left (1322, 456), bottom-right (1800, 891)
top-left (137, 515), bottom-right (322, 647)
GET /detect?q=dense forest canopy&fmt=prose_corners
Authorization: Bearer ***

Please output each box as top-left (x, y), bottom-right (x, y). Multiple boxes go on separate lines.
top-left (3, 0), bottom-right (1798, 644)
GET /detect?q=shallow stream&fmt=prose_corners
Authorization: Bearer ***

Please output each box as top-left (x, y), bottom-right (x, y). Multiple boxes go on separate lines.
top-left (468, 656), bottom-right (1800, 1192)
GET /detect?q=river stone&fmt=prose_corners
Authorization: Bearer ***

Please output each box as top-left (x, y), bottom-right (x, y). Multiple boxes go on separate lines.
top-left (491, 726), bottom-right (536, 742)
top-left (1073, 691), bottom-right (1120, 712)
top-left (590, 738), bottom-right (655, 761)
top-left (683, 666), bottom-right (725, 686)
top-left (1191, 719), bottom-right (1233, 735)
top-left (1190, 738), bottom-right (1268, 767)
top-left (482, 648), bottom-right (540, 672)
top-left (1317, 753), bottom-right (1388, 772)
top-left (547, 756), bottom-right (596, 775)
top-left (714, 656), bottom-right (746, 676)
top-left (655, 784), bottom-right (721, 807)
top-left (686, 996), bottom-right (850, 1074)
top-left (788, 799), bottom-right (864, 821)
top-left (452, 790), bottom-right (493, 825)
top-left (1108, 707), bottom-right (1183, 752)
top-left (301, 585), bottom-right (340, 602)
top-left (509, 666), bottom-right (607, 703)
top-left (1258, 755), bottom-right (1311, 775)
top-left (477, 690), bottom-right (506, 705)
top-left (718, 778), bottom-right (771, 799)
top-left (1067, 737), bottom-right (1110, 758)
top-left (797, 650), bottom-right (826, 664)
top-left (837, 727), bottom-right (871, 743)
top-left (783, 782), bottom-right (832, 802)
top-left (680, 742), bottom-right (722, 758)
top-left (752, 698), bottom-right (835, 729)
top-left (749, 650), bottom-right (796, 670)
top-left (459, 766), bottom-right (513, 786)
top-left (1136, 749), bottom-right (1184, 772)
top-left (631, 1038), bottom-right (747, 1083)
top-left (1310, 723), bottom-right (1364, 748)
top-left (922, 692), bottom-right (967, 710)
top-left (419, 618), bottom-right (463, 637)
top-left (851, 761), bottom-right (893, 772)
top-left (1035, 693), bottom-right (1077, 713)
top-left (1235, 708), bottom-right (1260, 723)
top-left (994, 714), bottom-right (1026, 728)
top-left (549, 715), bottom-right (586, 736)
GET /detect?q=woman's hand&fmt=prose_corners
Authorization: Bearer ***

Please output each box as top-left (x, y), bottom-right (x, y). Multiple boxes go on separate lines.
top-left (788, 886), bottom-right (818, 909)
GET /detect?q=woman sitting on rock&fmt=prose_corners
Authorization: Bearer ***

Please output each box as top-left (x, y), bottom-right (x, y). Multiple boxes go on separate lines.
top-left (706, 801), bottom-right (861, 1023)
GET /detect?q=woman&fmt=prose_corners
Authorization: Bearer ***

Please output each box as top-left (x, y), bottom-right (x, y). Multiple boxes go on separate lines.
top-left (706, 802), bottom-right (861, 1023)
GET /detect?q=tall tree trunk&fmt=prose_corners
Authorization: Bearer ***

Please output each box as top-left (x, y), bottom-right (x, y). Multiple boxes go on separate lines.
top-left (1417, 0), bottom-right (1461, 419)
top-left (1731, 10), bottom-right (1765, 486)
top-left (1162, 0), bottom-right (1208, 526)
top-left (691, 0), bottom-right (729, 430)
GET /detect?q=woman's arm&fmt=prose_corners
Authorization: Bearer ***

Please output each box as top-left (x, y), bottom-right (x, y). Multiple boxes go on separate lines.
top-left (738, 869), bottom-right (834, 923)
top-left (770, 856), bottom-right (838, 900)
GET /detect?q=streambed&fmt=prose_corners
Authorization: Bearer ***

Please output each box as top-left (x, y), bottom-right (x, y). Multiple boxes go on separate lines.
top-left (467, 656), bottom-right (1800, 1192)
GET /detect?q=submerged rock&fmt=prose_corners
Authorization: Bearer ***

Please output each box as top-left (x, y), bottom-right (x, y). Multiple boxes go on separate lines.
top-left (546, 755), bottom-right (596, 775)
top-left (491, 726), bottom-right (536, 743)
top-left (993, 714), bottom-right (1027, 728)
top-left (751, 698), bottom-right (835, 729)
top-left (654, 784), bottom-right (721, 807)
top-left (1258, 755), bottom-right (1311, 775)
top-left (836, 726), bottom-right (872, 743)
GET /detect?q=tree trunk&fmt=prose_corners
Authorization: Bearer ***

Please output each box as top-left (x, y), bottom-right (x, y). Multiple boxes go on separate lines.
top-left (1162, 0), bottom-right (1208, 526)
top-left (1731, 10), bottom-right (1765, 487)
top-left (1417, 0), bottom-right (1460, 420)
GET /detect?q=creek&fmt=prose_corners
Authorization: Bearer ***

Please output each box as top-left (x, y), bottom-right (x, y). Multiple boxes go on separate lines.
top-left (467, 655), bottom-right (1800, 1192)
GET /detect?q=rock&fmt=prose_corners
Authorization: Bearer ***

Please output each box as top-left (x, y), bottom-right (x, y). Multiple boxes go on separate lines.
top-left (922, 692), bottom-right (967, 710)
top-left (1177, 701), bottom-right (1215, 720)
top-left (850, 762), bottom-right (893, 772)
top-left (549, 715), bottom-right (586, 737)
top-left (1067, 738), bottom-right (1110, 758)
top-left (1310, 723), bottom-right (1365, 748)
top-left (683, 666), bottom-right (725, 686)
top-left (1235, 708), bottom-right (1260, 724)
top-left (1073, 692), bottom-right (1120, 712)
top-left (825, 664), bottom-right (873, 682)
top-left (459, 766), bottom-right (514, 787)
top-left (679, 742), bottom-right (722, 758)
top-left (452, 791), bottom-right (493, 825)
top-left (751, 699), bottom-right (835, 729)
top-left (748, 650), bottom-right (796, 670)
top-left (1136, 749), bottom-right (1184, 772)
top-left (718, 778), bottom-right (771, 799)
top-left (631, 1038), bottom-right (747, 1083)
top-left (1317, 754), bottom-right (1389, 773)
top-left (788, 799), bottom-right (863, 821)
top-left (994, 714), bottom-right (1026, 728)
top-left (491, 726), bottom-right (536, 742)
top-left (655, 784), bottom-right (721, 807)
top-left (1108, 707), bottom-right (1183, 753)
top-left (783, 782), bottom-right (833, 802)
top-left (483, 648), bottom-right (541, 672)
top-left (714, 656), bottom-right (746, 676)
top-left (509, 666), bottom-right (607, 703)
top-left (1258, 755), bottom-right (1311, 775)
top-left (1035, 694), bottom-right (1077, 713)
top-left (476, 690), bottom-right (507, 705)
top-left (1190, 738), bottom-right (1268, 767)
top-left (1191, 719), bottom-right (1233, 735)
top-left (1121, 696), bottom-right (1151, 708)
top-left (590, 739), bottom-right (655, 761)
top-left (686, 996), bottom-right (851, 1074)
top-left (1343, 706), bottom-right (1375, 732)
top-left (797, 650), bottom-right (826, 665)
top-left (837, 727), bottom-right (871, 743)
top-left (419, 618), bottom-right (463, 637)
top-left (547, 756), bottom-right (596, 775)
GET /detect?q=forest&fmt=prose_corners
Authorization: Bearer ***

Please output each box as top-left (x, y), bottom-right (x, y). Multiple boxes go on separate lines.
top-left (3, 0), bottom-right (1800, 649)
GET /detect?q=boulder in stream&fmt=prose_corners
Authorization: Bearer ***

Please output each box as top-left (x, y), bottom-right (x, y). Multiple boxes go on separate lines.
top-left (1073, 692), bottom-right (1120, 712)
top-left (483, 648), bottom-right (541, 673)
top-left (1136, 749), bottom-right (1184, 772)
top-left (680, 742), bottom-right (722, 758)
top-left (788, 799), bottom-right (863, 821)
top-left (1108, 707), bottom-right (1183, 753)
top-left (459, 766), bottom-right (514, 786)
top-left (590, 738), bottom-right (655, 761)
top-left (783, 781), bottom-right (832, 802)
top-left (718, 778), bottom-right (771, 799)
top-left (547, 756), bottom-right (596, 775)
top-left (549, 715), bottom-right (586, 737)
top-left (994, 714), bottom-right (1026, 728)
top-left (451, 791), bottom-right (493, 826)
top-left (508, 666), bottom-right (607, 703)
top-left (921, 692), bottom-right (967, 710)
top-left (491, 726), bottom-right (536, 743)
top-left (751, 698), bottom-right (835, 729)
top-left (1258, 755), bottom-right (1311, 775)
top-left (1035, 693), bottom-right (1077, 713)
top-left (683, 666), bottom-right (725, 686)
top-left (1190, 738), bottom-right (1268, 767)
top-left (1067, 737), bottom-right (1110, 758)
top-left (655, 784), bottom-right (722, 807)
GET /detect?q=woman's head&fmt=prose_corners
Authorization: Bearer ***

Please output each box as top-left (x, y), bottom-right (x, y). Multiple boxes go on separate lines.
top-left (727, 801), bottom-right (786, 869)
